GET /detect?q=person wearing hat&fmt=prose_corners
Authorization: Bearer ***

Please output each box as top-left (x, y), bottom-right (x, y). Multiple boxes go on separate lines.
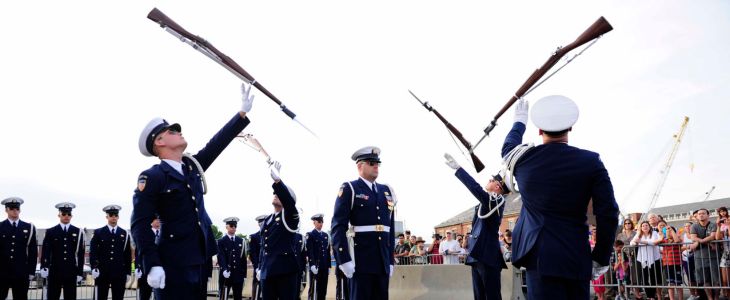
top-left (131, 83), bottom-right (255, 300)
top-left (501, 97), bottom-right (619, 299)
top-left (331, 146), bottom-right (397, 300)
top-left (41, 202), bottom-right (85, 300)
top-left (135, 215), bottom-right (160, 300)
top-left (255, 161), bottom-right (302, 300)
top-left (306, 213), bottom-right (331, 300)
top-left (217, 217), bottom-right (247, 300)
top-left (0, 197), bottom-right (37, 300)
top-left (444, 155), bottom-right (509, 300)
top-left (249, 214), bottom-right (266, 300)
top-left (89, 205), bottom-right (133, 300)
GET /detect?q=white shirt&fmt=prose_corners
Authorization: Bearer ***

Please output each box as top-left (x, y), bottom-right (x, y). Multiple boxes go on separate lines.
top-left (439, 239), bottom-right (463, 265)
top-left (107, 225), bottom-right (118, 234)
top-left (6, 218), bottom-right (19, 225)
top-left (59, 223), bottom-right (70, 231)
top-left (360, 177), bottom-right (376, 192)
top-left (162, 159), bottom-right (184, 175)
top-left (630, 231), bottom-right (662, 267)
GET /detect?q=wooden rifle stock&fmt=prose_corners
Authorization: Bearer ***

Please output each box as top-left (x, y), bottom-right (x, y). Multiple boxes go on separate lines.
top-left (488, 16), bottom-right (613, 129)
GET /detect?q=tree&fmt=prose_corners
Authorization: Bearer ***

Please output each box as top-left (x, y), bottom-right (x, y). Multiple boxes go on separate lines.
top-left (211, 224), bottom-right (223, 240)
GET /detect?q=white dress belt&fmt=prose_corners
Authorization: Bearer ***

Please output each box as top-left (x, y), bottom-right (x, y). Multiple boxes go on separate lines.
top-left (352, 225), bottom-right (390, 232)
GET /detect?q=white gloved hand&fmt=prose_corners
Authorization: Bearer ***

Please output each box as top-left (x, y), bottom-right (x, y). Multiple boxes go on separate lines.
top-left (339, 261), bottom-right (355, 279)
top-left (40, 268), bottom-right (48, 278)
top-left (135, 269), bottom-right (143, 279)
top-left (444, 153), bottom-right (460, 170)
top-left (310, 265), bottom-right (318, 275)
top-left (514, 98), bottom-right (529, 124)
top-left (29, 275), bottom-right (35, 281)
top-left (270, 161), bottom-right (282, 181)
top-left (127, 275), bottom-right (131, 282)
top-left (255, 268), bottom-right (261, 281)
top-left (389, 265), bottom-right (394, 278)
top-left (147, 266), bottom-right (166, 289)
top-left (92, 268), bottom-right (100, 279)
top-left (591, 260), bottom-right (609, 280)
top-left (223, 270), bottom-right (231, 279)
top-left (241, 82), bottom-right (255, 113)
top-left (76, 276), bottom-right (83, 284)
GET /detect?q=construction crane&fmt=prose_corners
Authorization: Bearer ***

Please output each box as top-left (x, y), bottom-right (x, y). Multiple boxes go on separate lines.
top-left (640, 116), bottom-right (690, 222)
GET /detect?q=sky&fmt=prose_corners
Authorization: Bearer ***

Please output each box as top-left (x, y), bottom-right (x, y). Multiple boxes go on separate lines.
top-left (1, 1), bottom-right (729, 239)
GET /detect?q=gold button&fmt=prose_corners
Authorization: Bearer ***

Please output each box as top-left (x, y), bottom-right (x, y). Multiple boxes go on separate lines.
top-left (339, 248), bottom-right (343, 251)
top-left (198, 221), bottom-right (201, 225)
top-left (167, 189), bottom-right (171, 193)
top-left (195, 208), bottom-right (199, 212)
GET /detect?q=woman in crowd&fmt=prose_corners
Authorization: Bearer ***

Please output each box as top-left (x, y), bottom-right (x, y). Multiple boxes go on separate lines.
top-left (716, 207), bottom-right (730, 300)
top-left (631, 220), bottom-right (663, 300)
top-left (658, 220), bottom-right (683, 300)
top-left (618, 219), bottom-right (641, 299)
top-left (427, 234), bottom-right (443, 264)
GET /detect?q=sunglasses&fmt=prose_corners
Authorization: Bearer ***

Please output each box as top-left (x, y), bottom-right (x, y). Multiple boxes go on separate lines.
top-left (61, 212), bottom-right (72, 216)
top-left (362, 161), bottom-right (380, 166)
top-left (108, 213), bottom-right (119, 217)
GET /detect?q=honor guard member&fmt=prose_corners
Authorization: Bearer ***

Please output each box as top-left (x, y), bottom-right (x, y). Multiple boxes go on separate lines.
top-left (131, 83), bottom-right (255, 300)
top-left (295, 232), bottom-right (308, 297)
top-left (306, 214), bottom-right (331, 300)
top-left (41, 202), bottom-right (85, 300)
top-left (249, 215), bottom-right (267, 300)
top-left (331, 146), bottom-right (396, 300)
top-left (135, 215), bottom-right (160, 300)
top-left (502, 97), bottom-right (618, 299)
top-left (90, 205), bottom-right (133, 300)
top-left (256, 162), bottom-right (302, 300)
top-left (0, 197), bottom-right (37, 300)
top-left (444, 155), bottom-right (509, 300)
top-left (217, 217), bottom-right (247, 300)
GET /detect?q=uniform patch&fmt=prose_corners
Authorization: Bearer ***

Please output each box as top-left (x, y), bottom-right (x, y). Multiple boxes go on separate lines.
top-left (387, 200), bottom-right (395, 211)
top-left (355, 194), bottom-right (369, 200)
top-left (384, 191), bottom-right (389, 196)
top-left (72, 233), bottom-right (77, 237)
top-left (23, 229), bottom-right (28, 233)
top-left (338, 186), bottom-right (344, 197)
top-left (137, 175), bottom-right (148, 192)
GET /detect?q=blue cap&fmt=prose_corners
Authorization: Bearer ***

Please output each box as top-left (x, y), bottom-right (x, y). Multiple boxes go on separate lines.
top-left (138, 117), bottom-right (181, 157)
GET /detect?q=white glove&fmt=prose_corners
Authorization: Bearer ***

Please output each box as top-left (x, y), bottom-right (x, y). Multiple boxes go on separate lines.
top-left (29, 275), bottom-right (35, 280)
top-left (389, 265), bottom-right (394, 278)
top-left (339, 261), bottom-right (355, 279)
top-left (40, 268), bottom-right (48, 278)
top-left (147, 266), bottom-right (166, 289)
top-left (241, 82), bottom-right (255, 113)
top-left (591, 260), bottom-right (609, 280)
top-left (514, 98), bottom-right (529, 124)
top-left (255, 268), bottom-right (261, 281)
top-left (310, 265), bottom-right (318, 275)
top-left (223, 270), bottom-right (231, 279)
top-left (135, 269), bottom-right (143, 279)
top-left (270, 161), bottom-right (282, 181)
top-left (76, 276), bottom-right (83, 283)
top-left (444, 153), bottom-right (460, 170)
top-left (127, 275), bottom-right (131, 282)
top-left (92, 268), bottom-right (100, 279)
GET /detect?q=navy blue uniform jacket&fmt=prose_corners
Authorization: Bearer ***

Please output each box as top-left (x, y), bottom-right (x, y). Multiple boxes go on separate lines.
top-left (306, 229), bottom-right (332, 272)
top-left (258, 181), bottom-right (300, 280)
top-left (217, 235), bottom-right (247, 283)
top-left (0, 219), bottom-right (37, 279)
top-left (502, 122), bottom-right (618, 280)
top-left (89, 226), bottom-right (132, 280)
top-left (131, 114), bottom-right (250, 273)
top-left (41, 225), bottom-right (85, 279)
top-left (249, 232), bottom-right (261, 270)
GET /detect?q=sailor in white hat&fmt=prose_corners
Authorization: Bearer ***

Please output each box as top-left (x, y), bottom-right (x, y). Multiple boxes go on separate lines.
top-left (248, 214), bottom-right (268, 300)
top-left (501, 96), bottom-right (618, 299)
top-left (0, 197), bottom-right (38, 300)
top-left (331, 146), bottom-right (397, 299)
top-left (131, 83), bottom-right (255, 300)
top-left (89, 205), bottom-right (132, 300)
top-left (217, 217), bottom-right (246, 300)
top-left (306, 213), bottom-right (331, 300)
top-left (41, 202), bottom-right (85, 300)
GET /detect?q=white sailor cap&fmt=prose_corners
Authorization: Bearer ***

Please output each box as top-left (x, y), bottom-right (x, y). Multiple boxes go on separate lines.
top-left (102, 205), bottom-right (122, 215)
top-left (351, 146), bottom-right (381, 162)
top-left (255, 215), bottom-right (268, 223)
top-left (224, 217), bottom-right (240, 226)
top-left (530, 95), bottom-right (579, 132)
top-left (1, 197), bottom-right (24, 208)
top-left (138, 117), bottom-right (182, 157)
top-left (311, 213), bottom-right (324, 222)
top-left (55, 202), bottom-right (76, 213)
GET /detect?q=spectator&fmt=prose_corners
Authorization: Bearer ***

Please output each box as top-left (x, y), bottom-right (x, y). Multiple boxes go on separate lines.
top-left (716, 206), bottom-right (730, 300)
top-left (631, 220), bottom-right (662, 300)
top-left (617, 219), bottom-right (641, 299)
top-left (404, 230), bottom-right (413, 250)
top-left (409, 237), bottom-right (427, 264)
top-left (502, 230), bottom-right (513, 262)
top-left (680, 221), bottom-right (700, 300)
top-left (659, 220), bottom-right (683, 300)
top-left (427, 234), bottom-right (443, 264)
top-left (612, 240), bottom-right (630, 300)
top-left (394, 234), bottom-right (410, 265)
top-left (591, 227), bottom-right (606, 300)
top-left (690, 208), bottom-right (719, 300)
top-left (647, 213), bottom-right (661, 230)
top-left (439, 231), bottom-right (463, 264)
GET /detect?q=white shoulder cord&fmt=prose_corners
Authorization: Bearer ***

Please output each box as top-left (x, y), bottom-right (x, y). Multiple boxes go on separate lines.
top-left (183, 153), bottom-right (208, 195)
top-left (123, 229), bottom-right (130, 252)
top-left (477, 194), bottom-right (505, 219)
top-left (27, 222), bottom-right (35, 257)
top-left (502, 143), bottom-right (534, 194)
top-left (75, 229), bottom-right (84, 267)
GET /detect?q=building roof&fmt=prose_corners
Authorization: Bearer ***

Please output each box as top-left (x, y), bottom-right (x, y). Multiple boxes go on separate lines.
top-left (649, 197), bottom-right (730, 217)
top-left (435, 193), bottom-right (522, 228)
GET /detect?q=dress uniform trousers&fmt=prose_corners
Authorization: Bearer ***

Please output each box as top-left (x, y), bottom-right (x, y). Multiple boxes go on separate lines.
top-left (471, 262), bottom-right (502, 300)
top-left (307, 271), bottom-right (328, 300)
top-left (138, 272), bottom-right (154, 300)
top-left (95, 276), bottom-right (127, 300)
top-left (48, 274), bottom-right (78, 300)
top-left (349, 273), bottom-right (387, 300)
top-left (0, 277), bottom-right (30, 300)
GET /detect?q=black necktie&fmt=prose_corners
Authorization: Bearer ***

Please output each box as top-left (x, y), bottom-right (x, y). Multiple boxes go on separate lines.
top-left (155, 230), bottom-right (159, 238)
top-left (112, 228), bottom-right (115, 235)
top-left (372, 183), bottom-right (376, 193)
top-left (231, 236), bottom-right (234, 242)
top-left (12, 221), bottom-right (17, 228)
top-left (63, 226), bottom-right (67, 233)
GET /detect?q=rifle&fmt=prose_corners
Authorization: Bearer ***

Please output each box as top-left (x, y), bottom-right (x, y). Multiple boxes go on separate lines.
top-left (408, 90), bottom-right (485, 172)
top-left (146, 8), bottom-right (317, 137)
top-left (471, 16), bottom-right (613, 150)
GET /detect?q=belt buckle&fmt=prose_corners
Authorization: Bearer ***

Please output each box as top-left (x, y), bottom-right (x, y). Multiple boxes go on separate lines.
top-left (375, 225), bottom-right (384, 232)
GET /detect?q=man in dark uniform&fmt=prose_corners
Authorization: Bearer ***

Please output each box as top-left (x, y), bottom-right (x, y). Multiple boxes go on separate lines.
top-left (90, 205), bottom-right (133, 300)
top-left (331, 146), bottom-right (396, 300)
top-left (131, 83), bottom-right (255, 300)
top-left (444, 155), bottom-right (509, 300)
top-left (295, 232), bottom-right (307, 298)
top-left (40, 202), bottom-right (85, 300)
top-left (249, 215), bottom-right (266, 300)
top-left (502, 96), bottom-right (619, 299)
top-left (257, 162), bottom-right (301, 300)
top-left (135, 215), bottom-right (160, 300)
top-left (0, 197), bottom-right (37, 300)
top-left (217, 217), bottom-right (247, 300)
top-left (306, 214), bottom-right (331, 300)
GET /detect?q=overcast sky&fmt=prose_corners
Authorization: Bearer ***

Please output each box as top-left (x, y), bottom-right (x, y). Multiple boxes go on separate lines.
top-left (1, 1), bottom-right (729, 238)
